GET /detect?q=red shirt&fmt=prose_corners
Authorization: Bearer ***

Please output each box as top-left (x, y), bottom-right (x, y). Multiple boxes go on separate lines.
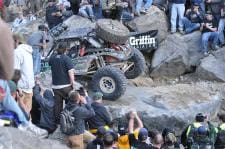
top-left (0, 0), bottom-right (4, 10)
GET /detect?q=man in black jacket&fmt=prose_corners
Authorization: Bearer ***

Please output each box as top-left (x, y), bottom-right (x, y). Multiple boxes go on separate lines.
top-left (88, 92), bottom-right (112, 134)
top-left (46, 0), bottom-right (63, 29)
top-left (66, 90), bottom-right (95, 149)
top-left (182, 4), bottom-right (204, 34)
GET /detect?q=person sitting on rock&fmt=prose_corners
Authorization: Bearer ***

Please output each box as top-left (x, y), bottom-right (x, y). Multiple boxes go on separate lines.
top-left (12, 11), bottom-right (27, 28)
top-left (87, 92), bottom-right (112, 135)
top-left (133, 0), bottom-right (152, 16)
top-left (46, 0), bottom-right (63, 29)
top-left (57, 0), bottom-right (73, 20)
top-left (78, 0), bottom-right (95, 21)
top-left (201, 12), bottom-right (220, 56)
top-left (182, 3), bottom-right (204, 34)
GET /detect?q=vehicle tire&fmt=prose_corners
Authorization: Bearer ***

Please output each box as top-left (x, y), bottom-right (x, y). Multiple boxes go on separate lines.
top-left (96, 19), bottom-right (129, 44)
top-left (91, 66), bottom-right (127, 100)
top-left (125, 47), bottom-right (146, 79)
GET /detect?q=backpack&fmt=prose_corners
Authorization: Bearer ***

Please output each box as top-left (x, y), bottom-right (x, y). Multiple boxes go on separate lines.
top-left (216, 127), bottom-right (225, 145)
top-left (0, 110), bottom-right (20, 127)
top-left (187, 124), bottom-right (215, 149)
top-left (60, 107), bottom-right (79, 135)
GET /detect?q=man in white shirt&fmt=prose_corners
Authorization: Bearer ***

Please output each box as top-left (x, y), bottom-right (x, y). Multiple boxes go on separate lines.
top-left (13, 33), bottom-right (35, 115)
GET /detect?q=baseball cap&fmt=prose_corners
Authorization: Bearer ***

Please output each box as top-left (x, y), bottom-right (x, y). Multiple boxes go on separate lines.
top-left (138, 128), bottom-right (148, 141)
top-left (7, 81), bottom-right (17, 94)
top-left (93, 92), bottom-right (103, 100)
top-left (97, 126), bottom-right (107, 136)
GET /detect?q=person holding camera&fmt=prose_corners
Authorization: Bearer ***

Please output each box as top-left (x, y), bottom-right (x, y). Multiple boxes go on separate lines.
top-left (87, 92), bottom-right (112, 135)
top-left (215, 113), bottom-right (225, 149)
top-left (184, 113), bottom-right (217, 149)
top-left (65, 90), bottom-right (95, 149)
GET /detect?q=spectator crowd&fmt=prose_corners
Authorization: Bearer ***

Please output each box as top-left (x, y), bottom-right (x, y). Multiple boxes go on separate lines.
top-left (0, 0), bottom-right (225, 149)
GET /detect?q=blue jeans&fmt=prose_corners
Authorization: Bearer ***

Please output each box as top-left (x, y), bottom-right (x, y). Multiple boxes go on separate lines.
top-left (170, 3), bottom-right (185, 32)
top-left (79, 5), bottom-right (94, 18)
top-left (182, 17), bottom-right (200, 34)
top-left (136, 0), bottom-right (152, 13)
top-left (32, 48), bottom-right (41, 76)
top-left (201, 32), bottom-right (219, 52)
top-left (0, 80), bottom-right (28, 125)
top-left (218, 18), bottom-right (225, 44)
top-left (93, 6), bottom-right (103, 19)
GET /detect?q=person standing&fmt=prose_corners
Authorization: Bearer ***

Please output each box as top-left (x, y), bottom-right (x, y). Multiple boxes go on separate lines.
top-left (65, 90), bottom-right (95, 149)
top-left (27, 24), bottom-right (48, 77)
top-left (49, 42), bottom-right (75, 125)
top-left (14, 33), bottom-right (35, 115)
top-left (217, 0), bottom-right (225, 46)
top-left (170, 0), bottom-right (186, 34)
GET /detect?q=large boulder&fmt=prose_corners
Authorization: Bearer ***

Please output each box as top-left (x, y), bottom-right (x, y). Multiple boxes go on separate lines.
top-left (105, 82), bottom-right (223, 134)
top-left (150, 33), bottom-right (189, 78)
top-left (196, 48), bottom-right (225, 82)
top-left (128, 6), bottom-right (168, 43)
top-left (0, 127), bottom-right (68, 149)
top-left (63, 15), bottom-right (95, 30)
top-left (150, 32), bottom-right (203, 79)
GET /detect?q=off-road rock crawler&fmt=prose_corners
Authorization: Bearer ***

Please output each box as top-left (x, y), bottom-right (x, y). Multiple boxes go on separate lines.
top-left (42, 22), bottom-right (145, 100)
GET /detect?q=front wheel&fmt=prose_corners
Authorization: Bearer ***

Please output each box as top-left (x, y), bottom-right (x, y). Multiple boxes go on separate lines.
top-left (90, 66), bottom-right (127, 100)
top-left (125, 48), bottom-right (146, 79)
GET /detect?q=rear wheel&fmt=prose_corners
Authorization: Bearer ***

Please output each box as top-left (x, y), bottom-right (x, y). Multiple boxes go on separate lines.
top-left (125, 48), bottom-right (146, 79)
top-left (90, 66), bottom-right (127, 100)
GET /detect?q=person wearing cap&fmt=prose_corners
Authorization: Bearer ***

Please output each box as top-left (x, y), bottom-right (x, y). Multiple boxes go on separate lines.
top-left (127, 110), bottom-right (151, 149)
top-left (64, 90), bottom-right (95, 149)
top-left (87, 126), bottom-right (107, 149)
top-left (87, 92), bottom-right (112, 134)
top-left (182, 3), bottom-right (204, 34)
top-left (49, 42), bottom-right (75, 125)
top-left (215, 113), bottom-right (225, 148)
top-left (14, 33), bottom-right (35, 116)
top-left (201, 12), bottom-right (220, 56)
top-left (27, 24), bottom-right (48, 77)
top-left (184, 113), bottom-right (217, 149)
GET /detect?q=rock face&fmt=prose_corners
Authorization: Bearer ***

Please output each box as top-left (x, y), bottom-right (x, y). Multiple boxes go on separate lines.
top-left (150, 32), bottom-right (203, 79)
top-left (128, 6), bottom-right (168, 43)
top-left (105, 82), bottom-right (222, 134)
top-left (150, 33), bottom-right (189, 78)
top-left (196, 48), bottom-right (225, 82)
top-left (0, 127), bottom-right (68, 149)
top-left (63, 15), bottom-right (95, 30)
